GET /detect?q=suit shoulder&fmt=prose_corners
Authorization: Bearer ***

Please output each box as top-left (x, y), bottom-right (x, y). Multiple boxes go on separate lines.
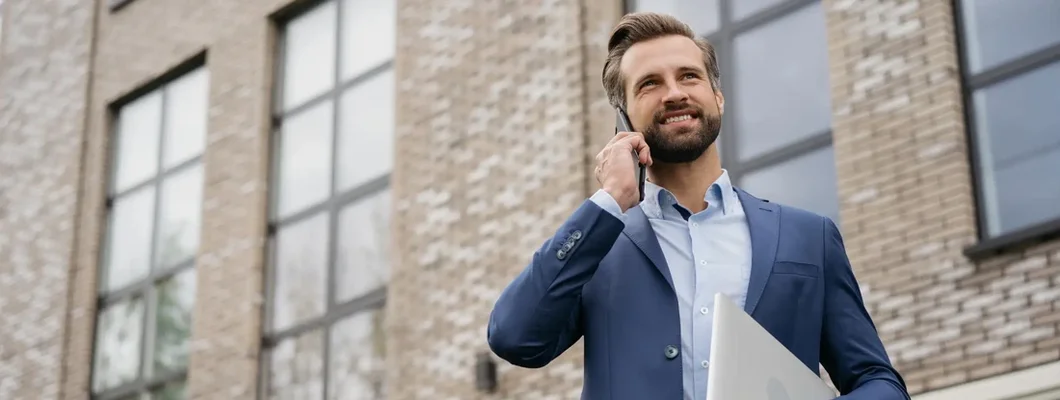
top-left (737, 188), bottom-right (833, 227)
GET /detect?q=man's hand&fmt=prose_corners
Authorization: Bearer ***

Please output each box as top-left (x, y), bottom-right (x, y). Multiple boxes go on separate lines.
top-left (594, 131), bottom-right (652, 212)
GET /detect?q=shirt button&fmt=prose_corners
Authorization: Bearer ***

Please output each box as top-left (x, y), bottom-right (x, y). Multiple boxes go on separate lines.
top-left (700, 307), bottom-right (709, 315)
top-left (702, 360), bottom-right (710, 368)
top-left (700, 260), bottom-right (706, 266)
top-left (692, 222), bottom-right (699, 227)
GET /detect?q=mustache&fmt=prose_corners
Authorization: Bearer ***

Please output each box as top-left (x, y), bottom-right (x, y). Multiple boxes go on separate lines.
top-left (653, 103), bottom-right (704, 123)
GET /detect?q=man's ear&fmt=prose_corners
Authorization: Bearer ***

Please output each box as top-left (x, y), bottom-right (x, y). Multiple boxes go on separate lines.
top-left (715, 90), bottom-right (725, 115)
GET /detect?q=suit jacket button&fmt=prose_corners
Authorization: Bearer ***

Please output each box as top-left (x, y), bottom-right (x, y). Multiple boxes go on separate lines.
top-left (571, 230), bottom-right (582, 240)
top-left (557, 249), bottom-right (567, 260)
top-left (664, 345), bottom-right (679, 359)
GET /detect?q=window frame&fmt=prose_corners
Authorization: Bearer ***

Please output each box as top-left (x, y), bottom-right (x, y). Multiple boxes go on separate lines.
top-left (952, 0), bottom-right (1060, 260)
top-left (89, 52), bottom-right (208, 400)
top-left (258, 0), bottom-right (394, 398)
top-left (624, 0), bottom-right (836, 218)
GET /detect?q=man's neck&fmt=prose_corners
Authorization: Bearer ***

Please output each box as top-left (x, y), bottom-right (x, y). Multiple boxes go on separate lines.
top-left (646, 145), bottom-right (722, 214)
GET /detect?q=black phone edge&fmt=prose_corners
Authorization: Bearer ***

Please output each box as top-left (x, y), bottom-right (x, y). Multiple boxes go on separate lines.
top-left (615, 107), bottom-right (646, 203)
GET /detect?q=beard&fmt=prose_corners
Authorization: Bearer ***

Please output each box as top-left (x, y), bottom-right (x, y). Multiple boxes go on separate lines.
top-left (641, 103), bottom-right (721, 164)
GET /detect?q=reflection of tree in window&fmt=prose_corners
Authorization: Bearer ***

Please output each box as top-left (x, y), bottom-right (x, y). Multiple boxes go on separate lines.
top-left (269, 330), bottom-right (324, 399)
top-left (337, 190), bottom-right (391, 302)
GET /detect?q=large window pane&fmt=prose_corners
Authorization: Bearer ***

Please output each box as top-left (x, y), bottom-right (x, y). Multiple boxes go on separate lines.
top-left (271, 213), bottom-right (329, 332)
top-left (162, 68), bottom-right (209, 168)
top-left (630, 0), bottom-right (720, 36)
top-left (92, 297), bottom-right (146, 393)
top-left (155, 164), bottom-right (203, 269)
top-left (103, 185), bottom-right (156, 292)
top-left (740, 146), bottom-right (839, 223)
top-left (268, 330), bottom-right (325, 400)
top-left (337, 70), bottom-right (394, 191)
top-left (732, 2), bottom-right (830, 161)
top-left (336, 189), bottom-right (391, 302)
top-left (277, 102), bottom-right (335, 218)
top-left (959, 0), bottom-right (1060, 74)
top-left (731, 0), bottom-right (785, 22)
top-left (152, 269), bottom-right (196, 376)
top-left (972, 61), bottom-right (1060, 236)
top-left (114, 91), bottom-right (163, 192)
top-left (328, 308), bottom-right (386, 400)
top-left (283, 1), bottom-right (337, 110)
top-left (340, 0), bottom-right (394, 80)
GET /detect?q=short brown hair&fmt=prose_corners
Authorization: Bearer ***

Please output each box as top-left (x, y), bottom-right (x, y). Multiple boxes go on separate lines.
top-left (602, 12), bottom-right (722, 110)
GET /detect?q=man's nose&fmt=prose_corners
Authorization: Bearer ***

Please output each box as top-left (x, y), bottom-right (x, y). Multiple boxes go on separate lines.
top-left (663, 82), bottom-right (689, 103)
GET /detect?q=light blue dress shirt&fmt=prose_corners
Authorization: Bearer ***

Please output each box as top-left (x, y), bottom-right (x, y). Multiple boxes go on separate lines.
top-left (590, 169), bottom-right (753, 400)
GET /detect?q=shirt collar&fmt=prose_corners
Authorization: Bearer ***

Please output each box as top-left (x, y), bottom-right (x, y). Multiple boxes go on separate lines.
top-left (641, 169), bottom-right (737, 219)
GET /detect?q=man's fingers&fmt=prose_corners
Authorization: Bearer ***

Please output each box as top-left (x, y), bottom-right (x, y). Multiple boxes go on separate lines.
top-left (617, 134), bottom-right (652, 166)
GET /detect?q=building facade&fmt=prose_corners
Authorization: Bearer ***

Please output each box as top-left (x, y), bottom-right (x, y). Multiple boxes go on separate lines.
top-left (0, 0), bottom-right (1058, 399)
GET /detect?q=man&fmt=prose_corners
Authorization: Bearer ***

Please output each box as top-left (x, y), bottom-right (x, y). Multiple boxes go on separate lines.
top-left (486, 11), bottom-right (908, 400)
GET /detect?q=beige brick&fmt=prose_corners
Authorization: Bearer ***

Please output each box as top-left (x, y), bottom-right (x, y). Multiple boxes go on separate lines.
top-left (1015, 348), bottom-right (1060, 369)
top-left (986, 296), bottom-right (1029, 315)
top-left (0, 0), bottom-right (96, 399)
top-left (927, 371), bottom-right (968, 391)
top-left (1012, 326), bottom-right (1057, 345)
top-left (1006, 255), bottom-right (1049, 274)
top-left (1032, 311), bottom-right (1060, 325)
top-left (991, 343), bottom-right (1035, 362)
top-left (1010, 280), bottom-right (1050, 298)
top-left (967, 339), bottom-right (1006, 356)
top-left (1036, 334), bottom-right (1060, 351)
top-left (1030, 286), bottom-right (1060, 305)
top-left (969, 361), bottom-right (1014, 380)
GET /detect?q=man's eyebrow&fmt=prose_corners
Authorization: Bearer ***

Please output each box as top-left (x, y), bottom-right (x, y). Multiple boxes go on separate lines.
top-left (678, 65), bottom-right (707, 74)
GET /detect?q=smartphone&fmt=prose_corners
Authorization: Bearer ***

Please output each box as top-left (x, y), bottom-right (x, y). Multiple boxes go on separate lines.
top-left (615, 107), bottom-right (646, 203)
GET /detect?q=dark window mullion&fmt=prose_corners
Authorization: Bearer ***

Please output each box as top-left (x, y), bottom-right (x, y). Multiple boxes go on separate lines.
top-left (137, 81), bottom-right (171, 391)
top-left (967, 42), bottom-right (1060, 90)
top-left (730, 130), bottom-right (832, 177)
top-left (270, 172), bottom-right (391, 232)
top-left (99, 259), bottom-right (194, 309)
top-left (273, 59), bottom-right (394, 124)
top-left (323, 1), bottom-right (345, 398)
top-left (94, 369), bottom-right (187, 400)
top-left (262, 286), bottom-right (386, 348)
top-left (109, 155), bottom-right (203, 201)
top-left (728, 0), bottom-right (817, 35)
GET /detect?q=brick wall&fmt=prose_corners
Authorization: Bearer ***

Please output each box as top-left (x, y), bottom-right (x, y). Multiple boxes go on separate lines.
top-left (54, 0), bottom-right (290, 399)
top-left (0, 0), bottom-right (95, 399)
top-left (824, 0), bottom-right (1060, 394)
top-left (386, 0), bottom-right (621, 398)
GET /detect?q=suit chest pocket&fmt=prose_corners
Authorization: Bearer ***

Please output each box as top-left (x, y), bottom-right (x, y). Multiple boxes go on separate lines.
top-left (771, 261), bottom-right (820, 279)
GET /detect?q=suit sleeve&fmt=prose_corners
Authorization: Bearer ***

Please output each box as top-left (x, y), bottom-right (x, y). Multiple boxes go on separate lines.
top-left (820, 217), bottom-right (911, 400)
top-left (486, 192), bottom-right (626, 368)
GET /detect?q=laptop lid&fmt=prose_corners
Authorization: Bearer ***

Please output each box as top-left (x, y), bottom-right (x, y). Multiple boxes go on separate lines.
top-left (706, 293), bottom-right (837, 400)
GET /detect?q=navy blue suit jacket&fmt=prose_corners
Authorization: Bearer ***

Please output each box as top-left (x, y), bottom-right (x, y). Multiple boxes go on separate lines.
top-left (487, 188), bottom-right (909, 399)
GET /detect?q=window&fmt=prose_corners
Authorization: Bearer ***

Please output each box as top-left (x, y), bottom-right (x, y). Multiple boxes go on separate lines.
top-left (956, 0), bottom-right (1060, 247)
top-left (627, 0), bottom-right (838, 222)
top-left (92, 64), bottom-right (209, 400)
top-left (261, 0), bottom-right (393, 398)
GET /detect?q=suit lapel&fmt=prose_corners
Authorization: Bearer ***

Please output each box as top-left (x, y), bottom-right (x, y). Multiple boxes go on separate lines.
top-left (737, 188), bottom-right (779, 316)
top-left (622, 206), bottom-right (675, 293)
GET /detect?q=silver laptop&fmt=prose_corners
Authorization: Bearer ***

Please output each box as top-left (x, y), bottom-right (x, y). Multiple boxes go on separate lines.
top-left (706, 293), bottom-right (838, 400)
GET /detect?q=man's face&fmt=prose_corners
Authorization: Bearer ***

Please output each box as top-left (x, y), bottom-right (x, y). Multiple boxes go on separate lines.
top-left (620, 35), bottom-right (724, 164)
